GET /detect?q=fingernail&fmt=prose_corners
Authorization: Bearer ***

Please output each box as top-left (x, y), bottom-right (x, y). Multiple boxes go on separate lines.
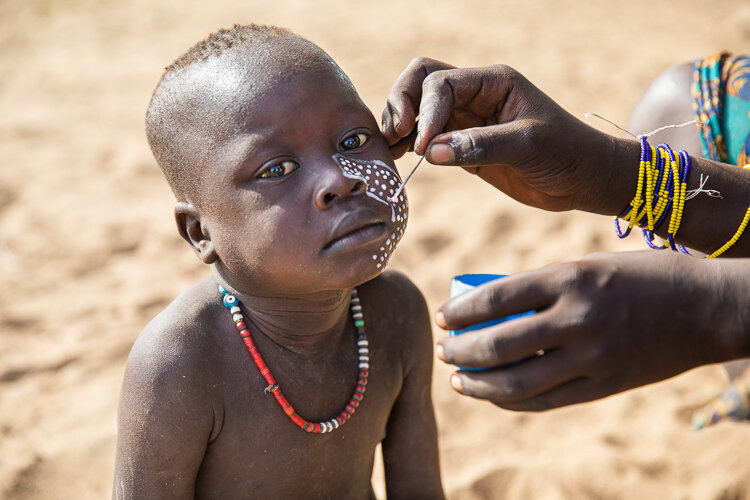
top-left (450, 374), bottom-right (463, 392)
top-left (435, 311), bottom-right (448, 329)
top-left (428, 143), bottom-right (455, 163)
top-left (435, 343), bottom-right (446, 361)
top-left (392, 111), bottom-right (401, 132)
top-left (382, 120), bottom-right (387, 134)
top-left (414, 133), bottom-right (422, 152)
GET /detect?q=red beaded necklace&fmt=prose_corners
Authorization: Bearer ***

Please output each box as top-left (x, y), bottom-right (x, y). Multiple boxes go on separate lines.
top-left (219, 285), bottom-right (369, 434)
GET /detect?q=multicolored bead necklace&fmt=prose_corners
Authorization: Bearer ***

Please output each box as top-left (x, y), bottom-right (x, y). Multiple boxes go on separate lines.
top-left (219, 284), bottom-right (369, 434)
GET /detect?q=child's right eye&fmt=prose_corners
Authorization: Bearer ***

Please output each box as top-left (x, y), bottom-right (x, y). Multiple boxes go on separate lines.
top-left (340, 132), bottom-right (370, 151)
top-left (258, 160), bottom-right (299, 179)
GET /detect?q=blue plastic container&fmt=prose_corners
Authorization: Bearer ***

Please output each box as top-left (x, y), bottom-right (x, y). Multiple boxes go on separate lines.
top-left (449, 273), bottom-right (535, 371)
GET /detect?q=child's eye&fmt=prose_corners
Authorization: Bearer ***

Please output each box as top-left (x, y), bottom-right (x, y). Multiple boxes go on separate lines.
top-left (340, 133), bottom-right (369, 151)
top-left (259, 160), bottom-right (299, 179)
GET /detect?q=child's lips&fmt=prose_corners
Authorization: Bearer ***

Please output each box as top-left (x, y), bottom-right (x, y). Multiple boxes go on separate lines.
top-left (325, 223), bottom-right (387, 252)
top-left (324, 211), bottom-right (387, 252)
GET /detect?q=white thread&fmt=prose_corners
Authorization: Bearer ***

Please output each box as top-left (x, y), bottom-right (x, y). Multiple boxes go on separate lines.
top-left (685, 173), bottom-right (723, 200)
top-left (584, 113), bottom-right (697, 139)
top-left (642, 120), bottom-right (698, 138)
top-left (584, 113), bottom-right (637, 138)
top-left (585, 113), bottom-right (722, 202)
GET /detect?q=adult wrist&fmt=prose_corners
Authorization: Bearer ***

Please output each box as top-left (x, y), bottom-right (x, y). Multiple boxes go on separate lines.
top-left (578, 132), bottom-right (641, 216)
top-left (711, 258), bottom-right (750, 361)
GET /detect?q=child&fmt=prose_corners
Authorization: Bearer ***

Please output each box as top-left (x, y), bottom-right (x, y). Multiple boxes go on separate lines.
top-left (113, 24), bottom-right (444, 499)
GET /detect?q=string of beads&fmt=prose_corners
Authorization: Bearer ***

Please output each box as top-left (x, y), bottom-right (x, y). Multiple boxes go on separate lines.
top-left (707, 205), bottom-right (750, 258)
top-left (615, 136), bottom-right (750, 258)
top-left (219, 284), bottom-right (369, 434)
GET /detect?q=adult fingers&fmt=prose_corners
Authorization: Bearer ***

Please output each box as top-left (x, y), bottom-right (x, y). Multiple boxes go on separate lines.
top-left (382, 57), bottom-right (455, 147)
top-left (414, 64), bottom-right (522, 155)
top-left (438, 309), bottom-right (562, 368)
top-left (412, 69), bottom-right (455, 154)
top-left (495, 377), bottom-right (619, 412)
top-left (437, 268), bottom-right (559, 332)
top-left (423, 120), bottom-right (537, 167)
top-left (389, 137), bottom-right (412, 160)
top-left (449, 348), bottom-right (587, 406)
top-left (388, 126), bottom-right (418, 160)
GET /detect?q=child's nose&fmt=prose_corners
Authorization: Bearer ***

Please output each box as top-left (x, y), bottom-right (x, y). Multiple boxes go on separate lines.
top-left (314, 164), bottom-right (366, 210)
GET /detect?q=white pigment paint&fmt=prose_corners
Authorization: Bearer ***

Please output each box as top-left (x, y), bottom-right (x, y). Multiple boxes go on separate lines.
top-left (332, 153), bottom-right (409, 270)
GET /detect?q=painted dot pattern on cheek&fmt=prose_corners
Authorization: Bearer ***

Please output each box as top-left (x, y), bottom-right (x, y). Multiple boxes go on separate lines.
top-left (332, 154), bottom-right (409, 270)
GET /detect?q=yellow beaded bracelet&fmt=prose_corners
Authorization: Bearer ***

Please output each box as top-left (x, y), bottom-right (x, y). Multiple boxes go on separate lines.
top-left (618, 139), bottom-right (750, 257)
top-left (707, 207), bottom-right (750, 258)
top-left (705, 165), bottom-right (750, 258)
top-left (615, 138), bottom-right (690, 252)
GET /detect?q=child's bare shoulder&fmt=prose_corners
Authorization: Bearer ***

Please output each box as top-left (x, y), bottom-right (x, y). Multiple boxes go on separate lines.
top-left (115, 278), bottom-right (228, 495)
top-left (360, 269), bottom-right (427, 318)
top-left (358, 270), bottom-right (432, 361)
top-left (123, 277), bottom-right (224, 403)
top-left (132, 278), bottom-right (220, 353)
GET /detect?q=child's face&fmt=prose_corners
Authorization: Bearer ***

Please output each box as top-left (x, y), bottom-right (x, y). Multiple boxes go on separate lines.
top-left (196, 60), bottom-right (407, 296)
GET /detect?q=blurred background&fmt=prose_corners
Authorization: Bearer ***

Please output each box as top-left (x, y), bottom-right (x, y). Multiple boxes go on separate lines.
top-left (1, 0), bottom-right (749, 498)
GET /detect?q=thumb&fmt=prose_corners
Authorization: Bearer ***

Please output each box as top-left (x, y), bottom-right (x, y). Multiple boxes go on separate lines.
top-left (425, 121), bottom-right (533, 167)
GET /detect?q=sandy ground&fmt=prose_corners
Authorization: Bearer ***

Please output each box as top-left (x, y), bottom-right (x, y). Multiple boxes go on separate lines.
top-left (2, 0), bottom-right (750, 498)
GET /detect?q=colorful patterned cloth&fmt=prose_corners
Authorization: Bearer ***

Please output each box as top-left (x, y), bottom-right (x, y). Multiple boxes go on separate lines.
top-left (692, 51), bottom-right (750, 167)
top-left (692, 365), bottom-right (750, 430)
top-left (690, 52), bottom-right (750, 429)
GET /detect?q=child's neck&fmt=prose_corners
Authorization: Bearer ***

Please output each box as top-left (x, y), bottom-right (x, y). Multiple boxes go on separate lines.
top-left (212, 271), bottom-right (352, 356)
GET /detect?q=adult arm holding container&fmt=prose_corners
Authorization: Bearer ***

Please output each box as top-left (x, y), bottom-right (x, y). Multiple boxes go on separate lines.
top-left (382, 57), bottom-right (750, 411)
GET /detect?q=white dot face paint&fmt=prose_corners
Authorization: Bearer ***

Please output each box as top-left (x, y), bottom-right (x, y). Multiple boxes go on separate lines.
top-left (333, 154), bottom-right (409, 271)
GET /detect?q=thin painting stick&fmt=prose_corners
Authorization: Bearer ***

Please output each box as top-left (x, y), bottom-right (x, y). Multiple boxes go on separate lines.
top-left (389, 154), bottom-right (425, 202)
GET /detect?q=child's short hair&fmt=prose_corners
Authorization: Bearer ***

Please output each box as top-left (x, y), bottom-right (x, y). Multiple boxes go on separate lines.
top-left (145, 24), bottom-right (354, 203)
top-left (165, 24), bottom-right (294, 73)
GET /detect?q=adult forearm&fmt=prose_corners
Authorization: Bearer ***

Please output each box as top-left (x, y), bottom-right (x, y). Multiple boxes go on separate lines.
top-left (713, 258), bottom-right (750, 360)
top-left (669, 154), bottom-right (750, 256)
top-left (584, 135), bottom-right (750, 257)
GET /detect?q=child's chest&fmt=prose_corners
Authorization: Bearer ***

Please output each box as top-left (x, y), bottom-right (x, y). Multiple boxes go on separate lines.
top-left (193, 333), bottom-right (403, 497)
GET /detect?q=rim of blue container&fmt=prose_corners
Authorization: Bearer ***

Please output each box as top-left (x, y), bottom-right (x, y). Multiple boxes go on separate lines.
top-left (452, 273), bottom-right (506, 287)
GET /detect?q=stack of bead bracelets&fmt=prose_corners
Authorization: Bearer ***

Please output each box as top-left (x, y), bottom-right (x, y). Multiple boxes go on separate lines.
top-left (615, 136), bottom-right (750, 258)
top-left (615, 136), bottom-right (690, 252)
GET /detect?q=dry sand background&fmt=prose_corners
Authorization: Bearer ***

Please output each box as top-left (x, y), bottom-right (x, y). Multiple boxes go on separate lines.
top-left (2, 0), bottom-right (750, 498)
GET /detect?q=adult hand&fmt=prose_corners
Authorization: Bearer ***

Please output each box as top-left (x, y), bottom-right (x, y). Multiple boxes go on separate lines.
top-left (382, 57), bottom-right (638, 214)
top-left (434, 251), bottom-right (750, 411)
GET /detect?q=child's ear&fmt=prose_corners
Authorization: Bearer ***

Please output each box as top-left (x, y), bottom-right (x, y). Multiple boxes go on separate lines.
top-left (174, 202), bottom-right (218, 264)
